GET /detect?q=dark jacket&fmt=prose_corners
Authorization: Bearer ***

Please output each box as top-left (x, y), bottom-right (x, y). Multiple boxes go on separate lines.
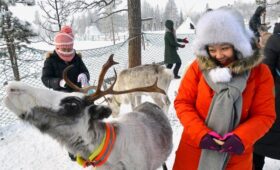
top-left (254, 23), bottom-right (280, 159)
top-left (41, 51), bottom-right (90, 92)
top-left (164, 20), bottom-right (184, 64)
top-left (249, 6), bottom-right (266, 37)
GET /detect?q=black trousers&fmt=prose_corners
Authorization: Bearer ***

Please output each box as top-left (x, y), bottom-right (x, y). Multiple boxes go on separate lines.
top-left (166, 62), bottom-right (181, 76)
top-left (253, 152), bottom-right (265, 170)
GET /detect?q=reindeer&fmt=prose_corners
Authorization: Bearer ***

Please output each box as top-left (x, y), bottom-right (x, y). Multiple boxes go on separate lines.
top-left (105, 64), bottom-right (173, 116)
top-left (4, 55), bottom-right (173, 170)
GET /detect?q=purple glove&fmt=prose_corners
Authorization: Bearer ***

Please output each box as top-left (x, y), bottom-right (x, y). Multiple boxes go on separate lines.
top-left (199, 132), bottom-right (222, 151)
top-left (183, 37), bottom-right (189, 43)
top-left (180, 44), bottom-right (185, 48)
top-left (220, 133), bottom-right (244, 154)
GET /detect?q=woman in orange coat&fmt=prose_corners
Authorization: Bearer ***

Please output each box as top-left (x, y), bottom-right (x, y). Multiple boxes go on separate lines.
top-left (173, 7), bottom-right (276, 170)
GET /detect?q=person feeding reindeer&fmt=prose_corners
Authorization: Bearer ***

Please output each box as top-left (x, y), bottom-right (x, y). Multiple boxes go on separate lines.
top-left (41, 25), bottom-right (91, 93)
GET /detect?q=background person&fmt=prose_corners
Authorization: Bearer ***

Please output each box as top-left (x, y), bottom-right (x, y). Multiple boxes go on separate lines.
top-left (253, 22), bottom-right (280, 170)
top-left (249, 6), bottom-right (266, 39)
top-left (164, 20), bottom-right (189, 79)
top-left (41, 26), bottom-right (90, 93)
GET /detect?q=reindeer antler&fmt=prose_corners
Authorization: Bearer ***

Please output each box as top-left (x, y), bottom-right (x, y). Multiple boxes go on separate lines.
top-left (86, 55), bottom-right (166, 102)
top-left (64, 54), bottom-right (166, 103)
top-left (63, 67), bottom-right (97, 94)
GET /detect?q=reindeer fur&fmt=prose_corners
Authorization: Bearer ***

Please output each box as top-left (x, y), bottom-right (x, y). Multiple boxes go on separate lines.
top-left (107, 64), bottom-right (173, 116)
top-left (4, 81), bottom-right (173, 170)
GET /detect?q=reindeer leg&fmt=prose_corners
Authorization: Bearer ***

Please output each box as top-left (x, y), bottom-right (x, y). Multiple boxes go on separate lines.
top-left (151, 94), bottom-right (168, 113)
top-left (136, 95), bottom-right (141, 107)
top-left (162, 162), bottom-right (168, 170)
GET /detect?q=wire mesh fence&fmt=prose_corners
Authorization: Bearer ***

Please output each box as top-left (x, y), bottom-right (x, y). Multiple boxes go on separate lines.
top-left (0, 33), bottom-right (196, 127)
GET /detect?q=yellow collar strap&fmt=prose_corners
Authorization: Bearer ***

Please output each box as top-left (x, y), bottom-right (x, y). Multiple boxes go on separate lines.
top-left (76, 123), bottom-right (116, 168)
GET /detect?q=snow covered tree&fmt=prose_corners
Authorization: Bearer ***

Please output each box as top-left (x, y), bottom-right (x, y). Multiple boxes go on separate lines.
top-left (163, 0), bottom-right (179, 28)
top-left (179, 10), bottom-right (184, 26)
top-left (141, 0), bottom-right (154, 31)
top-left (73, 0), bottom-right (142, 68)
top-left (0, 0), bottom-right (36, 80)
top-left (37, 0), bottom-right (76, 44)
top-left (154, 5), bottom-right (162, 31)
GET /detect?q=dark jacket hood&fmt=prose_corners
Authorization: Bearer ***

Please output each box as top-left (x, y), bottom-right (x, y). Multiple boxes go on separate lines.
top-left (197, 49), bottom-right (263, 74)
top-left (165, 20), bottom-right (174, 30)
top-left (254, 6), bottom-right (266, 17)
top-left (273, 23), bottom-right (280, 34)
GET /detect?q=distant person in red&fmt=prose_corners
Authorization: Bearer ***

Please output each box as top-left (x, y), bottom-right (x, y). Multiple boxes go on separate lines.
top-left (41, 26), bottom-right (90, 93)
top-left (164, 20), bottom-right (189, 79)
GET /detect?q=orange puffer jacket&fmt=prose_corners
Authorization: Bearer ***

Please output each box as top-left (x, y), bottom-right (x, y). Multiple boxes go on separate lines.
top-left (173, 60), bottom-right (276, 170)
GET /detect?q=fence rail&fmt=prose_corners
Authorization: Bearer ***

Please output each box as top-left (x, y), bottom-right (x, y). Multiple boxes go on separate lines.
top-left (0, 33), bottom-right (196, 127)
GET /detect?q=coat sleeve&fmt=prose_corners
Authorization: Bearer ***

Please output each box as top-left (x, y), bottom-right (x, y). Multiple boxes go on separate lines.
top-left (165, 32), bottom-right (182, 47)
top-left (174, 61), bottom-right (211, 147)
top-left (177, 38), bottom-right (184, 42)
top-left (233, 65), bottom-right (276, 151)
top-left (41, 58), bottom-right (62, 90)
top-left (263, 38), bottom-right (278, 78)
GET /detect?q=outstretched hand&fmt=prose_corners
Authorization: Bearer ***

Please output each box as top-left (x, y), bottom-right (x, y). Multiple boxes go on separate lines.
top-left (183, 37), bottom-right (189, 43)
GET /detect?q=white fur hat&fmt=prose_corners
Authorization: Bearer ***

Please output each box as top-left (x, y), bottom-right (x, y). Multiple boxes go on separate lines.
top-left (193, 7), bottom-right (254, 58)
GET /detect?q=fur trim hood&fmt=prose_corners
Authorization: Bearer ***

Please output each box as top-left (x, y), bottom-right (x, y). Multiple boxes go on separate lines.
top-left (193, 7), bottom-right (254, 59)
top-left (197, 49), bottom-right (263, 83)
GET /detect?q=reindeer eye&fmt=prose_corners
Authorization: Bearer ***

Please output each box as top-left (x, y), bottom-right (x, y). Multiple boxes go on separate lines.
top-left (60, 97), bottom-right (84, 116)
top-left (19, 113), bottom-right (26, 119)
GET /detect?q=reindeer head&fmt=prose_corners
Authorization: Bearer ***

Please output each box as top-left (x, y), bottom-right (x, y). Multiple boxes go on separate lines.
top-left (4, 81), bottom-right (112, 134)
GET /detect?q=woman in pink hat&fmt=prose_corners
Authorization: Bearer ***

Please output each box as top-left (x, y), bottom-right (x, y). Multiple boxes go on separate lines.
top-left (41, 26), bottom-right (90, 92)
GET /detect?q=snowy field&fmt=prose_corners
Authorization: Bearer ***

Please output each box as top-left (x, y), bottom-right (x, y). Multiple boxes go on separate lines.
top-left (0, 78), bottom-right (280, 170)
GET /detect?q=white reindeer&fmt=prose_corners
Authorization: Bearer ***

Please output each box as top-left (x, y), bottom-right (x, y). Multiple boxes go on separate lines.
top-left (4, 55), bottom-right (173, 170)
top-left (106, 64), bottom-right (173, 116)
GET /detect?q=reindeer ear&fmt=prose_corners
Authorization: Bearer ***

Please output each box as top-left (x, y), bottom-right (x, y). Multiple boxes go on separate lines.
top-left (88, 105), bottom-right (112, 120)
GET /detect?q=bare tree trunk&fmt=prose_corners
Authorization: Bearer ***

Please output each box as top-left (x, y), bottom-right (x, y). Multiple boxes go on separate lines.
top-left (1, 3), bottom-right (20, 80)
top-left (127, 0), bottom-right (141, 68)
top-left (7, 43), bottom-right (20, 80)
top-left (262, 0), bottom-right (267, 23)
top-left (110, 6), bottom-right (116, 45)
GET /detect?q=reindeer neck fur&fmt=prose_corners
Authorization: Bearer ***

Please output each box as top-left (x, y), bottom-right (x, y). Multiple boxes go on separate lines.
top-left (33, 107), bottom-right (108, 159)
top-left (4, 81), bottom-right (111, 160)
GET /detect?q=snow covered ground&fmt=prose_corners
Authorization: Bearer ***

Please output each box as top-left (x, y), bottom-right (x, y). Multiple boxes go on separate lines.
top-left (0, 78), bottom-right (280, 170)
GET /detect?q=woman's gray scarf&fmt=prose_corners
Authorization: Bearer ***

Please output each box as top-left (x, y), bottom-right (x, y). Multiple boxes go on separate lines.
top-left (198, 70), bottom-right (250, 170)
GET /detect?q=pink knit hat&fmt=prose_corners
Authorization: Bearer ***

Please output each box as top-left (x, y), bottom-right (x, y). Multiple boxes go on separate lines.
top-left (54, 26), bottom-right (74, 49)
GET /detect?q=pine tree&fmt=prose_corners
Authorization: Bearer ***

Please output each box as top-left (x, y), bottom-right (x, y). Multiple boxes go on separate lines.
top-left (179, 10), bottom-right (184, 26)
top-left (164, 0), bottom-right (179, 27)
top-left (0, 0), bottom-right (36, 80)
top-left (38, 0), bottom-right (75, 44)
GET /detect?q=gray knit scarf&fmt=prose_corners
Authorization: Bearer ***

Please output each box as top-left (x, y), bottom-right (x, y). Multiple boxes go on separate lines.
top-left (198, 70), bottom-right (250, 170)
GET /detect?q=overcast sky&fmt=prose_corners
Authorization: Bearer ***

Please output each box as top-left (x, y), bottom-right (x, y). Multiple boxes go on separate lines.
top-left (145, 0), bottom-right (256, 13)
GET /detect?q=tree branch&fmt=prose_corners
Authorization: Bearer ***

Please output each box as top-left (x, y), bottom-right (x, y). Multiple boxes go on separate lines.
top-left (95, 9), bottom-right (128, 22)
